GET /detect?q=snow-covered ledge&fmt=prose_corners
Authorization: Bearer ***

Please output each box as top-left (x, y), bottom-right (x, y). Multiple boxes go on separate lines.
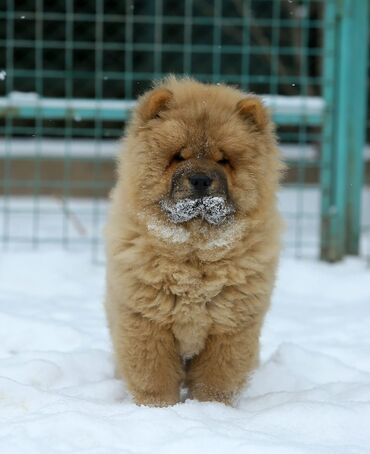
top-left (0, 91), bottom-right (324, 122)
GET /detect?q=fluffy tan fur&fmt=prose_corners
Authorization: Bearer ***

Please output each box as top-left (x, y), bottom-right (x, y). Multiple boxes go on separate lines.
top-left (105, 77), bottom-right (284, 407)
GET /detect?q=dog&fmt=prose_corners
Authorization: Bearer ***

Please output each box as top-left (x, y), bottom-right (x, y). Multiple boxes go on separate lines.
top-left (105, 77), bottom-right (283, 406)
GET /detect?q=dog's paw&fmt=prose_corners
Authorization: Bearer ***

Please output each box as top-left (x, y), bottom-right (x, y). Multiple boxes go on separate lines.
top-left (188, 383), bottom-right (238, 406)
top-left (133, 390), bottom-right (180, 408)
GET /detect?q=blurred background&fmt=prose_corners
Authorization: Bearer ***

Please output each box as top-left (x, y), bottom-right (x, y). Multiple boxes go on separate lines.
top-left (0, 0), bottom-right (369, 263)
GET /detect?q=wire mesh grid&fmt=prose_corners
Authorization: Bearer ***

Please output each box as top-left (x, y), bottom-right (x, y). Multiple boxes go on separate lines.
top-left (0, 0), bottom-right (343, 261)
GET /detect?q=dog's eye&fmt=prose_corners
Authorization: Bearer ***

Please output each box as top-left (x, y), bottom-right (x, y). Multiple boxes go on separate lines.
top-left (172, 152), bottom-right (185, 163)
top-left (218, 158), bottom-right (229, 165)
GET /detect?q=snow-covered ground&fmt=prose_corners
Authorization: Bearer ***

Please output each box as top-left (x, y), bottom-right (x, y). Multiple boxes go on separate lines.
top-left (2, 185), bottom-right (370, 259)
top-left (0, 187), bottom-right (323, 260)
top-left (1, 250), bottom-right (369, 453)
top-left (1, 192), bottom-right (370, 453)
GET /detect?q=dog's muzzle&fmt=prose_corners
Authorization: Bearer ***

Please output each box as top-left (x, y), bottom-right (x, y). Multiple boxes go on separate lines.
top-left (160, 196), bottom-right (235, 225)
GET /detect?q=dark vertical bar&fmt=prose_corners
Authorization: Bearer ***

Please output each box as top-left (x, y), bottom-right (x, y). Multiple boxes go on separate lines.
top-left (345, 0), bottom-right (369, 255)
top-left (2, 0), bottom-right (15, 247)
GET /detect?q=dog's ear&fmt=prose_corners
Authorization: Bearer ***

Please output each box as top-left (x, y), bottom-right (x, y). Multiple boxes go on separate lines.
top-left (236, 96), bottom-right (269, 130)
top-left (139, 88), bottom-right (173, 122)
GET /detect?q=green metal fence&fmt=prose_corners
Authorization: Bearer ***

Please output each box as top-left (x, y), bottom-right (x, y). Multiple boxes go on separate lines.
top-left (0, 0), bottom-right (368, 261)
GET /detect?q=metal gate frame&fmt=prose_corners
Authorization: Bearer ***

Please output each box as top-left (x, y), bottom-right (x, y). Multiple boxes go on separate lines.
top-left (320, 0), bottom-right (369, 262)
top-left (0, 0), bottom-right (368, 261)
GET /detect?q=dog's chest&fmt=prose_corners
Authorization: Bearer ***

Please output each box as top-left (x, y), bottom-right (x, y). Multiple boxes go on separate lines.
top-left (161, 260), bottom-right (229, 358)
top-left (167, 261), bottom-right (226, 302)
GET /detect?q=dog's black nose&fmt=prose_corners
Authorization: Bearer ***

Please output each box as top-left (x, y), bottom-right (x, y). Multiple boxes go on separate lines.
top-left (189, 173), bottom-right (213, 193)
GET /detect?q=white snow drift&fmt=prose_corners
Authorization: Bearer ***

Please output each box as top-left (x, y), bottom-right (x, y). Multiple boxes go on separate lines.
top-left (0, 248), bottom-right (369, 453)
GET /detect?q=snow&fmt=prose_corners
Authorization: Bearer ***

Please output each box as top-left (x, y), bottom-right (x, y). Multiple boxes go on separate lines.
top-left (1, 192), bottom-right (370, 453)
top-left (0, 138), bottom-right (122, 159)
top-left (2, 184), bottom-right (369, 260)
top-left (0, 92), bottom-right (325, 129)
top-left (0, 92), bottom-right (137, 111)
top-left (0, 249), bottom-right (369, 453)
top-left (0, 188), bottom-right (321, 259)
top-left (262, 94), bottom-right (324, 116)
top-left (0, 92), bottom-right (323, 116)
top-left (2, 139), bottom-right (370, 161)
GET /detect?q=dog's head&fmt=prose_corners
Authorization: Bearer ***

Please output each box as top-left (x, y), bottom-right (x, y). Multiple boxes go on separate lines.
top-left (121, 77), bottom-right (282, 241)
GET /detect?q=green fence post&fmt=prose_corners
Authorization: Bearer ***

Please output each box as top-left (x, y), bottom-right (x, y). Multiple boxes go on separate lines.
top-left (320, 0), bottom-right (368, 262)
top-left (345, 0), bottom-right (369, 255)
top-left (320, 0), bottom-right (344, 262)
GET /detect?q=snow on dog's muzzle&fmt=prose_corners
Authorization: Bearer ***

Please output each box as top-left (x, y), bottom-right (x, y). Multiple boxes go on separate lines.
top-left (160, 196), bottom-right (235, 225)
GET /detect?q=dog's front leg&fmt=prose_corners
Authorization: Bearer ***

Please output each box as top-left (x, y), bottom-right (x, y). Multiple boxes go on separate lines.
top-left (114, 310), bottom-right (184, 407)
top-left (186, 323), bottom-right (261, 405)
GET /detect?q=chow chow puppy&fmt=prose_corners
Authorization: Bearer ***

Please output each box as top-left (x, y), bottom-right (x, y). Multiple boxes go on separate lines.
top-left (105, 77), bottom-right (283, 407)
